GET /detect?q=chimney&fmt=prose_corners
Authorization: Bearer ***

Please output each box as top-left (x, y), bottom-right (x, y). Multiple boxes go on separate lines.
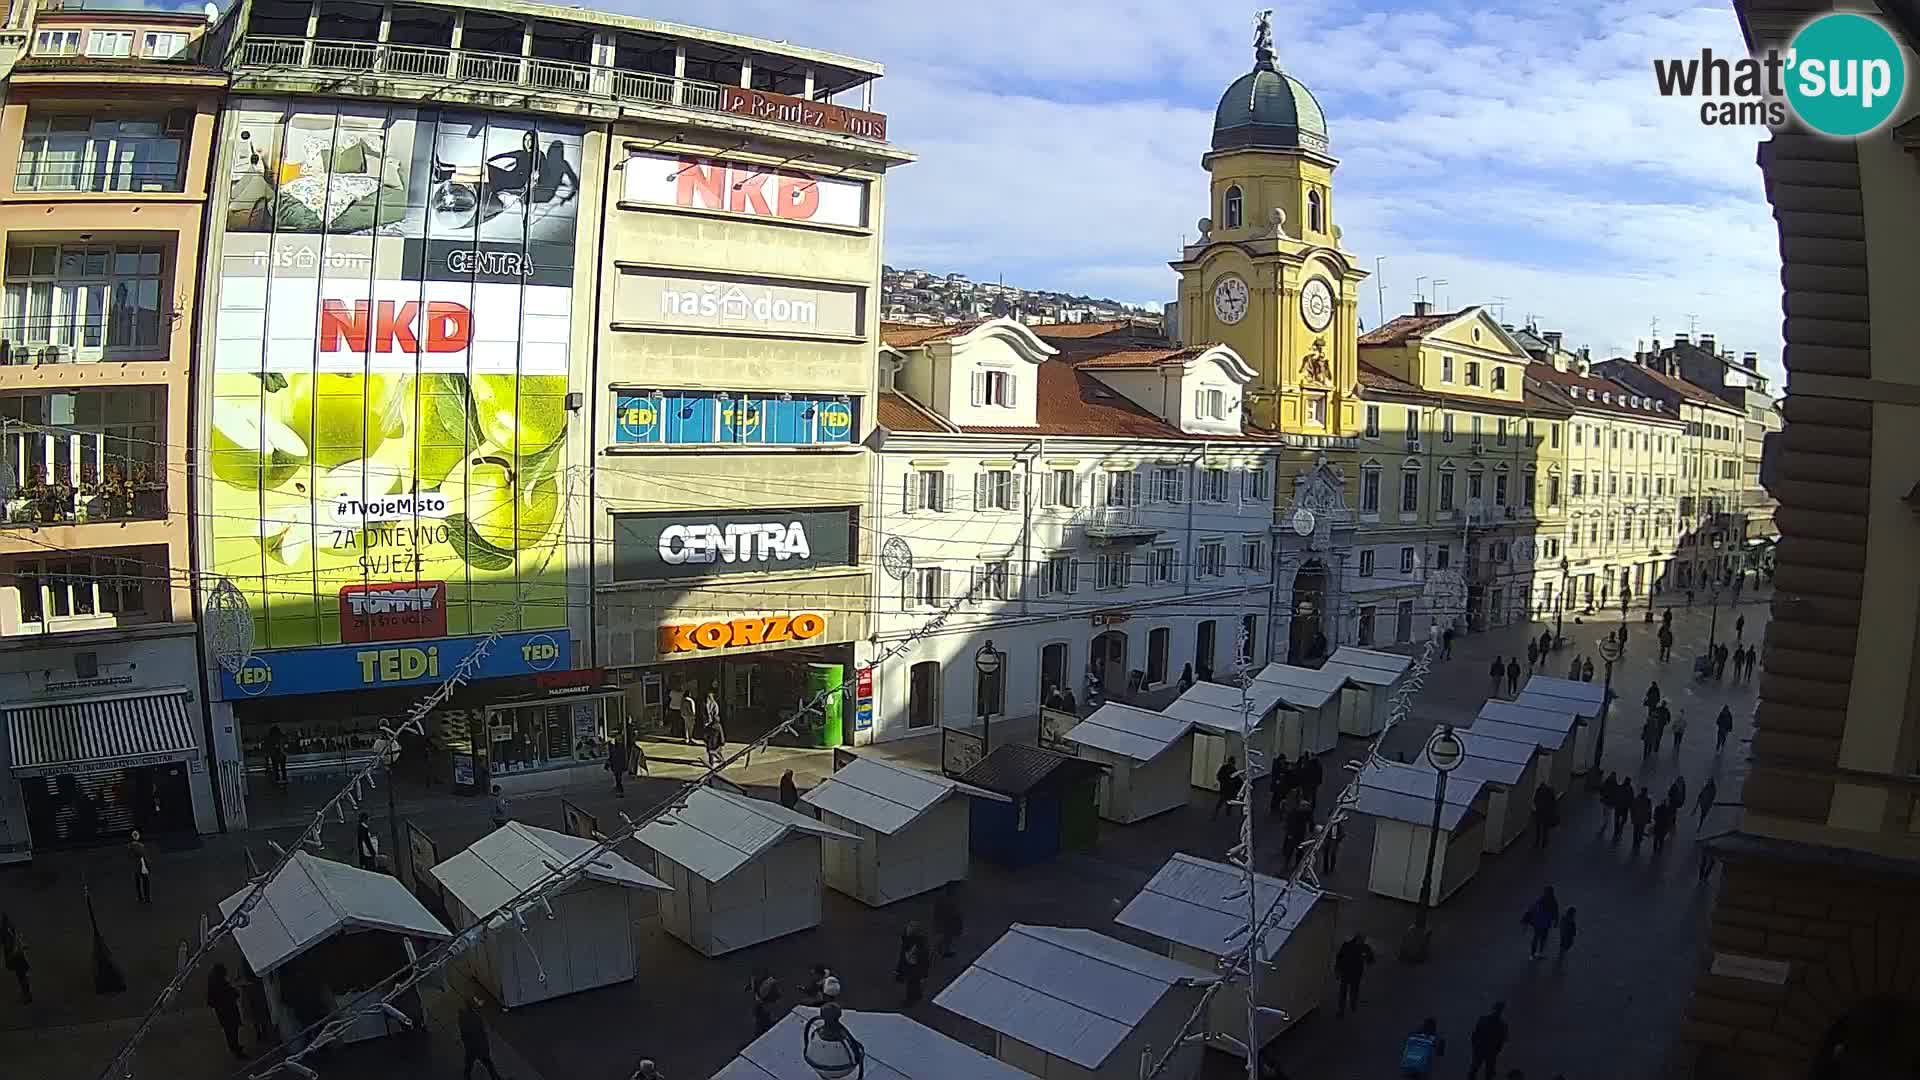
top-left (1675, 332), bottom-right (1690, 347)
top-left (1413, 299), bottom-right (1431, 317)
top-left (1699, 334), bottom-right (1715, 355)
top-left (1743, 350), bottom-right (1758, 365)
top-left (1544, 331), bottom-right (1562, 352)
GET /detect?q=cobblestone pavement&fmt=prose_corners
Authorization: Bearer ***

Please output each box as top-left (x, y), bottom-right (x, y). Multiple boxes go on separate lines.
top-left (0, 592), bottom-right (1768, 1080)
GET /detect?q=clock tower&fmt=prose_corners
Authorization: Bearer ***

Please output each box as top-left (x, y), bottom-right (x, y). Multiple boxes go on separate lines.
top-left (1171, 10), bottom-right (1369, 438)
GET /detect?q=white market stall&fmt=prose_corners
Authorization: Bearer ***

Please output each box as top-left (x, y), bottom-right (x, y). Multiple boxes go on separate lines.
top-left (635, 787), bottom-right (857, 957)
top-left (1355, 761), bottom-right (1488, 905)
top-left (1162, 680), bottom-right (1287, 790)
top-left (711, 1006), bottom-right (1039, 1080)
top-left (1450, 731), bottom-right (1547, 853)
top-left (1517, 676), bottom-right (1607, 773)
top-left (1115, 853), bottom-right (1335, 1053)
top-left (1320, 647), bottom-right (1414, 737)
top-left (220, 851), bottom-right (451, 1045)
top-left (1250, 663), bottom-right (1348, 755)
top-left (935, 924), bottom-right (1210, 1080)
top-left (801, 755), bottom-right (1008, 907)
top-left (429, 822), bottom-right (670, 1008)
top-left (1475, 700), bottom-right (1578, 794)
top-left (1064, 704), bottom-right (1195, 824)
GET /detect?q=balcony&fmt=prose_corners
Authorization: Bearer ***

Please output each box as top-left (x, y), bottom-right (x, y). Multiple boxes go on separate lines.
top-left (236, 36), bottom-right (889, 143)
top-left (1083, 505), bottom-right (1163, 543)
top-left (2, 473), bottom-right (166, 528)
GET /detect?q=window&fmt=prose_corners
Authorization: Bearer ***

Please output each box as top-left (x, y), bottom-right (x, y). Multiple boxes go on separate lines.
top-left (1572, 473), bottom-right (1585, 496)
top-left (1102, 469), bottom-right (1141, 507)
top-left (975, 468), bottom-right (1017, 511)
top-left (1406, 408), bottom-right (1422, 446)
top-left (12, 554), bottom-right (146, 626)
top-left (1400, 469), bottom-right (1420, 513)
top-left (1196, 388), bottom-right (1227, 419)
top-left (1471, 416), bottom-right (1484, 445)
top-left (1196, 621), bottom-right (1217, 677)
top-left (1150, 546), bottom-right (1177, 584)
top-left (1442, 413), bottom-right (1455, 443)
top-left (1435, 545), bottom-right (1451, 570)
top-left (1241, 536), bottom-right (1266, 573)
top-left (1147, 628), bottom-right (1171, 685)
top-left (1038, 554), bottom-right (1078, 596)
top-left (17, 111), bottom-right (187, 193)
top-left (1608, 474), bottom-right (1617, 496)
top-left (1524, 467), bottom-right (1537, 508)
top-left (1365, 405), bottom-right (1380, 438)
top-left (1551, 424), bottom-right (1561, 449)
top-left (1199, 468), bottom-right (1231, 503)
top-left (908, 661), bottom-right (940, 728)
top-left (973, 369), bottom-right (1016, 408)
top-left (34, 29), bottom-right (81, 56)
top-left (1395, 599), bottom-right (1415, 643)
top-left (1097, 551), bottom-right (1132, 589)
top-left (910, 567), bottom-right (946, 608)
top-left (1358, 549), bottom-right (1375, 577)
top-left (1359, 465), bottom-right (1381, 513)
top-left (1543, 538), bottom-right (1559, 559)
top-left (1223, 185), bottom-right (1243, 229)
top-left (1306, 394), bottom-right (1328, 426)
top-left (1465, 361), bottom-right (1481, 386)
top-left (1151, 466), bottom-right (1185, 503)
top-left (1048, 468), bottom-right (1078, 508)
top-left (1197, 541), bottom-right (1227, 578)
top-left (1467, 468), bottom-right (1484, 501)
top-left (143, 31), bottom-right (188, 58)
top-left (1399, 546), bottom-right (1416, 573)
top-left (1610, 429), bottom-right (1619, 449)
top-left (1307, 189), bottom-right (1324, 232)
top-left (4, 244), bottom-right (168, 355)
top-left (1492, 541), bottom-right (1509, 563)
top-left (1441, 355), bottom-right (1454, 383)
top-left (1357, 605), bottom-right (1376, 646)
top-left (1492, 365), bottom-right (1507, 391)
top-left (973, 560), bottom-right (1012, 602)
top-left (1574, 425), bottom-right (1583, 447)
top-left (1240, 615), bottom-right (1257, 663)
top-left (1240, 466), bottom-right (1270, 502)
top-left (1438, 466), bottom-right (1456, 511)
top-left (1497, 418), bottom-right (1508, 446)
top-left (2, 390), bottom-right (164, 525)
top-left (1548, 473), bottom-right (1561, 507)
top-left (85, 30), bottom-right (133, 57)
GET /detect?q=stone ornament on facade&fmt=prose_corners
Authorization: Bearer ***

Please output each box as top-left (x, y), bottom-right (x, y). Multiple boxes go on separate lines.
top-left (1301, 336), bottom-right (1332, 384)
top-left (879, 536), bottom-right (915, 581)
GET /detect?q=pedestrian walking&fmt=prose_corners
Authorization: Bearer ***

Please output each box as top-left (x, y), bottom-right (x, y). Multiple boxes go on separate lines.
top-left (490, 785), bottom-right (511, 828)
top-left (803, 964), bottom-right (841, 1005)
top-left (1672, 709), bottom-right (1687, 753)
top-left (1284, 796), bottom-right (1314, 871)
top-left (1539, 629), bottom-right (1553, 660)
top-left (356, 811), bottom-right (377, 871)
top-left (1179, 663), bottom-right (1196, 691)
top-left (1598, 773), bottom-right (1621, 836)
top-left (1211, 755), bottom-right (1242, 819)
top-left (1268, 753), bottom-right (1293, 817)
top-left (1744, 645), bottom-right (1759, 681)
top-left (678, 686), bottom-right (699, 744)
top-left (1442, 627), bottom-right (1454, 658)
top-left (630, 1061), bottom-right (664, 1080)
top-left (703, 714), bottom-right (726, 771)
top-left (1558, 906), bottom-right (1578, 960)
top-left (1468, 1002), bottom-right (1509, 1080)
top-left (207, 963), bottom-right (246, 1060)
top-left (1668, 775), bottom-right (1688, 814)
top-left (129, 829), bottom-right (152, 904)
top-left (1490, 656), bottom-right (1505, 697)
top-left (1640, 720), bottom-right (1657, 761)
top-left (1610, 780), bottom-right (1631, 843)
top-left (1642, 682), bottom-right (1661, 721)
top-left (1319, 816), bottom-right (1345, 875)
top-left (1567, 654), bottom-right (1581, 680)
top-left (1716, 705), bottom-right (1735, 750)
top-left (2, 914), bottom-right (29, 1004)
top-left (1332, 933), bottom-right (1374, 1016)
top-left (1506, 657), bottom-right (1521, 697)
top-left (1298, 751), bottom-right (1323, 811)
top-left (1714, 645), bottom-right (1729, 681)
top-left (1652, 800), bottom-right (1676, 854)
top-left (748, 972), bottom-right (781, 1035)
top-left (607, 736), bottom-right (628, 796)
top-left (779, 769), bottom-right (801, 810)
top-left (705, 688), bottom-right (722, 739)
top-left (1526, 640), bottom-right (1539, 672)
top-left (1399, 1017), bottom-right (1446, 1077)
top-left (458, 996), bottom-right (501, 1079)
top-left (265, 724), bottom-right (289, 787)
top-left (1697, 777), bottom-right (1719, 826)
top-left (895, 922), bottom-right (931, 1007)
top-left (1531, 781), bottom-right (1557, 850)
top-left (1686, 588), bottom-right (1696, 606)
top-left (1521, 886), bottom-right (1559, 959)
top-left (932, 883), bottom-right (964, 958)
top-left (1735, 614), bottom-right (1746, 643)
top-left (1581, 656), bottom-right (1595, 682)
top-left (1630, 787), bottom-right (1653, 855)
top-left (1658, 625), bottom-right (1674, 662)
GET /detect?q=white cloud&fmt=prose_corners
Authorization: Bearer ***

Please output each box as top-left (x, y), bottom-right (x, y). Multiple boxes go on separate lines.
top-left (605, 0), bottom-right (1787, 383)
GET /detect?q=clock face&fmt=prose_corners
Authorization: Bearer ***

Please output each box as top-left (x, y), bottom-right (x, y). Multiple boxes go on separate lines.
top-left (1300, 278), bottom-right (1335, 332)
top-left (1212, 275), bottom-right (1249, 325)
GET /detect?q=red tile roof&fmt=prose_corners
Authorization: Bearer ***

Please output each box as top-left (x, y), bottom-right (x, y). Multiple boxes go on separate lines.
top-left (1357, 362), bottom-right (1427, 396)
top-left (880, 320), bottom-right (983, 349)
top-left (1028, 320), bottom-right (1147, 340)
top-left (1357, 310), bottom-right (1469, 347)
top-left (875, 391), bottom-right (955, 433)
top-left (1525, 363), bottom-right (1683, 423)
top-left (1071, 344), bottom-right (1212, 369)
top-left (1600, 360), bottom-right (1735, 411)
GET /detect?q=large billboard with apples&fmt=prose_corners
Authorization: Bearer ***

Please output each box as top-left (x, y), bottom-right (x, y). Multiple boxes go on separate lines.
top-left (208, 99), bottom-right (581, 667)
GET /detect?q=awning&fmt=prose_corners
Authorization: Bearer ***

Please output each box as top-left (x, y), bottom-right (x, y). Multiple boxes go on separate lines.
top-left (5, 688), bottom-right (200, 778)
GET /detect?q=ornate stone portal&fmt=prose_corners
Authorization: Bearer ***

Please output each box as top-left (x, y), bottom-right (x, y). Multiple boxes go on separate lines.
top-left (1273, 455), bottom-right (1354, 662)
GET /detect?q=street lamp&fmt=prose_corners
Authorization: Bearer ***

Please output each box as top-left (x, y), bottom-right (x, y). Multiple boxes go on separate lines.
top-left (802, 1003), bottom-right (865, 1079)
top-left (1555, 557), bottom-right (1569, 647)
top-left (974, 640), bottom-right (1002, 755)
top-left (1400, 724), bottom-right (1465, 964)
top-left (1589, 633), bottom-right (1623, 785)
top-left (1706, 540), bottom-right (1725, 652)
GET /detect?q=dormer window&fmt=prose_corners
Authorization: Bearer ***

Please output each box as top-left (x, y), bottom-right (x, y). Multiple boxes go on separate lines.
top-left (1224, 186), bottom-right (1244, 229)
top-left (973, 369), bottom-right (1015, 408)
top-left (1195, 388), bottom-right (1227, 420)
top-left (1307, 190), bottom-right (1324, 233)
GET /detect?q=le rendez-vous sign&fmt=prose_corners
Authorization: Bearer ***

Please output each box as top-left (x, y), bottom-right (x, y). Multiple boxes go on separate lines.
top-left (717, 86), bottom-right (888, 142)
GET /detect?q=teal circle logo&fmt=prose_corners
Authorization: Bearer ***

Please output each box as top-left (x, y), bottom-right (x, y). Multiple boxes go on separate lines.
top-left (1786, 13), bottom-right (1906, 137)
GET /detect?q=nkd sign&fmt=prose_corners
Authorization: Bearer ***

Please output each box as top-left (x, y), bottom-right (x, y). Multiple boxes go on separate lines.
top-left (623, 150), bottom-right (868, 228)
top-left (613, 506), bottom-right (855, 581)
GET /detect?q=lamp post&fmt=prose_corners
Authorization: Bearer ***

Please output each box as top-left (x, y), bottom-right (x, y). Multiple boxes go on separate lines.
top-left (1555, 557), bottom-right (1569, 647)
top-left (974, 640), bottom-right (1002, 755)
top-left (1706, 539), bottom-right (1725, 651)
top-left (1400, 724), bottom-right (1465, 963)
top-left (802, 1002), bottom-right (865, 1079)
top-left (1590, 633), bottom-right (1623, 785)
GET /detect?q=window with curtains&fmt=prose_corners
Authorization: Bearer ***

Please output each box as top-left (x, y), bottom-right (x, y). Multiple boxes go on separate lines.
top-left (1439, 466), bottom-right (1456, 511)
top-left (2, 390), bottom-right (164, 525)
top-left (1199, 468), bottom-right (1231, 503)
top-left (1359, 465), bottom-right (1381, 513)
top-left (11, 553), bottom-right (149, 628)
top-left (3, 244), bottom-right (169, 360)
top-left (16, 110), bottom-right (188, 193)
top-left (1400, 469), bottom-right (1420, 513)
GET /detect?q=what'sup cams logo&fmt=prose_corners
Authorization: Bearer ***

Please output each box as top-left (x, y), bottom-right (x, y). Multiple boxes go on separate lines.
top-left (1654, 12), bottom-right (1907, 136)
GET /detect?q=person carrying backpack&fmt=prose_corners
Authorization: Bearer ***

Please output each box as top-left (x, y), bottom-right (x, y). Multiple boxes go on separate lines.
top-left (1400, 1017), bottom-right (1446, 1077)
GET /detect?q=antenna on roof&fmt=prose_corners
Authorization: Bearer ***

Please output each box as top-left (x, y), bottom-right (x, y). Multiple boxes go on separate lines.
top-left (1685, 313), bottom-right (1699, 337)
top-left (1432, 279), bottom-right (1449, 309)
top-left (1491, 295), bottom-right (1509, 323)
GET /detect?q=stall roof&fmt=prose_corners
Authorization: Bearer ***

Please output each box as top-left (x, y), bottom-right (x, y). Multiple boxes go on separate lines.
top-left (1467, 716), bottom-right (1572, 753)
top-left (1481, 700), bottom-right (1580, 738)
top-left (1517, 676), bottom-right (1606, 718)
top-left (801, 756), bottom-right (1008, 836)
top-left (1388, 748), bottom-right (1530, 789)
top-left (220, 852), bottom-right (450, 978)
top-left (933, 925), bottom-right (1209, 1071)
top-left (635, 788), bottom-right (857, 884)
top-left (712, 1006), bottom-right (1036, 1080)
top-left (1322, 647), bottom-right (1414, 687)
top-left (1065, 704), bottom-right (1194, 763)
top-left (1115, 853), bottom-right (1324, 964)
top-left (1250, 663), bottom-right (1351, 708)
top-left (957, 743), bottom-right (1107, 797)
top-left (430, 822), bottom-right (669, 915)
top-left (1163, 681), bottom-right (1293, 735)
top-left (1355, 760), bottom-right (1482, 830)
top-left (1354, 786), bottom-right (1476, 831)
top-left (1359, 760), bottom-right (1483, 805)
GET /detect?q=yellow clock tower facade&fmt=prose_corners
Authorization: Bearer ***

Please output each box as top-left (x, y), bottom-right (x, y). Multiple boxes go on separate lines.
top-left (1171, 19), bottom-right (1369, 440)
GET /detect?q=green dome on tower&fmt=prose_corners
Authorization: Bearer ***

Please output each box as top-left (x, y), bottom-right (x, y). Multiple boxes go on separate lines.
top-left (1211, 19), bottom-right (1328, 154)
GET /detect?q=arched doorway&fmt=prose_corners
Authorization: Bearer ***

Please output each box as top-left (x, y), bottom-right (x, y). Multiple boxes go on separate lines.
top-left (1090, 630), bottom-right (1127, 699)
top-left (1288, 561), bottom-right (1327, 665)
top-left (1811, 996), bottom-right (1920, 1080)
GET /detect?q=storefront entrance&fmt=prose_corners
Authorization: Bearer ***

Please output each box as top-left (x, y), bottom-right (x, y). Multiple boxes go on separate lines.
top-left (623, 643), bottom-right (855, 751)
top-left (1288, 561), bottom-right (1327, 664)
top-left (20, 761), bottom-right (193, 847)
top-left (1090, 630), bottom-right (1128, 698)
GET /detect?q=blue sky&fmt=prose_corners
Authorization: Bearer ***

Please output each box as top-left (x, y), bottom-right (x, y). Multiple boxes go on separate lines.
top-left (605, 1), bottom-right (1783, 381)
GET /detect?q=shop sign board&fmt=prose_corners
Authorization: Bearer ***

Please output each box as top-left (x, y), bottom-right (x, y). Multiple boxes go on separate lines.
top-left (339, 581), bottom-right (449, 642)
top-left (622, 150), bottom-right (869, 228)
top-left (658, 613), bottom-right (827, 655)
top-left (560, 798), bottom-right (598, 840)
top-left (217, 630), bottom-right (570, 699)
top-left (613, 507), bottom-right (856, 581)
top-left (613, 269), bottom-right (865, 338)
top-left (716, 85), bottom-right (889, 142)
top-left (1039, 708), bottom-right (1080, 754)
top-left (612, 390), bottom-right (856, 447)
top-left (854, 667), bottom-right (874, 733)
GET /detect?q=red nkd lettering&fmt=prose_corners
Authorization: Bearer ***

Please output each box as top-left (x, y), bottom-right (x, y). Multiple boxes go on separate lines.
top-left (675, 159), bottom-right (728, 212)
top-left (777, 175), bottom-right (820, 220)
top-left (320, 300), bottom-right (472, 354)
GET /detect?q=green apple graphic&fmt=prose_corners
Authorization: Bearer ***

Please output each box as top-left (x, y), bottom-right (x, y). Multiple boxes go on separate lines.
top-left (209, 399), bottom-right (308, 490)
top-left (275, 374), bottom-right (409, 469)
top-left (443, 444), bottom-right (563, 571)
top-left (415, 373), bottom-right (477, 490)
top-left (471, 374), bottom-right (567, 455)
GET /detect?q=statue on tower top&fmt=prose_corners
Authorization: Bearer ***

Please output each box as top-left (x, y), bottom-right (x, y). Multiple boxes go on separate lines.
top-left (1253, 9), bottom-right (1276, 69)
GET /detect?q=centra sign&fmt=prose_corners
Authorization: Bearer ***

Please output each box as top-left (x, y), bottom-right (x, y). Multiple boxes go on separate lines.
top-left (660, 520), bottom-right (812, 566)
top-left (660, 613), bottom-right (827, 654)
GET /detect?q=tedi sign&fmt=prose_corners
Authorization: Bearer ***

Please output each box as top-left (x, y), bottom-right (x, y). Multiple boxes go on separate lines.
top-left (613, 506), bottom-right (855, 581)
